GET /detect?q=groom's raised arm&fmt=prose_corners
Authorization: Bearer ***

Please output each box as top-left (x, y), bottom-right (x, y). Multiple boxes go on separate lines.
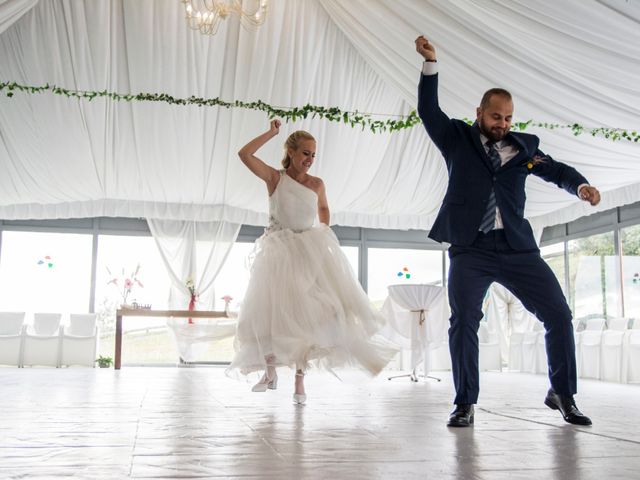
top-left (415, 36), bottom-right (455, 159)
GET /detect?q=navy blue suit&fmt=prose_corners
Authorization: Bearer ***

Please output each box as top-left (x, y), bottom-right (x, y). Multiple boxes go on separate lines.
top-left (418, 72), bottom-right (588, 404)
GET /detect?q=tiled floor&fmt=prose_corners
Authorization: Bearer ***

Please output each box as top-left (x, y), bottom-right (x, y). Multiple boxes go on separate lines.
top-left (0, 367), bottom-right (638, 479)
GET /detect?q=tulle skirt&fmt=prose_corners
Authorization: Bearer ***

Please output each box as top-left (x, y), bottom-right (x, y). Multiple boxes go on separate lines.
top-left (227, 224), bottom-right (396, 377)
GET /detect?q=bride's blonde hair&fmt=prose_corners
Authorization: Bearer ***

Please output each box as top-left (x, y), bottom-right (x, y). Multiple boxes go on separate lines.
top-left (282, 130), bottom-right (315, 169)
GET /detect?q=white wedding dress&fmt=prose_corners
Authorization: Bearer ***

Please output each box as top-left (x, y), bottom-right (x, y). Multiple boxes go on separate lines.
top-left (228, 170), bottom-right (396, 376)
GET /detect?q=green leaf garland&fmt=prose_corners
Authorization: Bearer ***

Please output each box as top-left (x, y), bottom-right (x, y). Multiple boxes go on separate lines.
top-left (1, 81), bottom-right (638, 142)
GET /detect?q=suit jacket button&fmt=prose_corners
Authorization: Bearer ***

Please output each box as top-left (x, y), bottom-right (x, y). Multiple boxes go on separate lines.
top-left (492, 176), bottom-right (496, 181)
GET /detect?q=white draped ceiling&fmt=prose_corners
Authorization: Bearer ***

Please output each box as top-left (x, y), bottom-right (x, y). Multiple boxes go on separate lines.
top-left (0, 0), bottom-right (639, 231)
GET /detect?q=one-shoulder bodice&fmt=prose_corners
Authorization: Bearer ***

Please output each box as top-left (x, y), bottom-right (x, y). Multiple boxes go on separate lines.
top-left (266, 170), bottom-right (317, 233)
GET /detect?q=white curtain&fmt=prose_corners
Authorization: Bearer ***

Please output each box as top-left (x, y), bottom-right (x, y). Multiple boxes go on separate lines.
top-left (0, 0), bottom-right (37, 35)
top-left (147, 218), bottom-right (240, 361)
top-left (0, 0), bottom-right (639, 230)
top-left (484, 283), bottom-right (538, 363)
top-left (318, 0), bottom-right (640, 228)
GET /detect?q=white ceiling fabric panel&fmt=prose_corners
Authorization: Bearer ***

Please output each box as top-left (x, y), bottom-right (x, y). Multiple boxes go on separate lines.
top-left (0, 0), bottom-right (638, 230)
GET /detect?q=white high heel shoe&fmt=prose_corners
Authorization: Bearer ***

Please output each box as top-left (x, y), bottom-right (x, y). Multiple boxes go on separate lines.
top-left (292, 372), bottom-right (306, 404)
top-left (251, 371), bottom-right (278, 392)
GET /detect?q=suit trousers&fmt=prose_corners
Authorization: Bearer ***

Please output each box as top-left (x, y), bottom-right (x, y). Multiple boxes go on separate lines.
top-left (447, 230), bottom-right (577, 404)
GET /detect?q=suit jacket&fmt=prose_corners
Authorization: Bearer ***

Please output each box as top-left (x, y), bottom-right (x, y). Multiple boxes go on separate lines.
top-left (418, 73), bottom-right (589, 251)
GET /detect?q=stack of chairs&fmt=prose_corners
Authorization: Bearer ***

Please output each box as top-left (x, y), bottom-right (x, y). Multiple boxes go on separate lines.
top-left (0, 312), bottom-right (98, 367)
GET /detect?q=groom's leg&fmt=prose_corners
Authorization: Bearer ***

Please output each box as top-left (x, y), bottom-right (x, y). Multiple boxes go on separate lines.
top-left (448, 243), bottom-right (496, 405)
top-left (498, 250), bottom-right (577, 396)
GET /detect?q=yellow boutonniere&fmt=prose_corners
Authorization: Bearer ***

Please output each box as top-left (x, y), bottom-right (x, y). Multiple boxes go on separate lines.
top-left (526, 154), bottom-right (549, 170)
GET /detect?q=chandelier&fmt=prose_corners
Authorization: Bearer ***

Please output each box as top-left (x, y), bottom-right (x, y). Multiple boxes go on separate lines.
top-left (181, 0), bottom-right (269, 36)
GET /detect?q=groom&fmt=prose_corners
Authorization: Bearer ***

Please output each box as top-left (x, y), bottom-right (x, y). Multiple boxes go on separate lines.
top-left (415, 36), bottom-right (601, 427)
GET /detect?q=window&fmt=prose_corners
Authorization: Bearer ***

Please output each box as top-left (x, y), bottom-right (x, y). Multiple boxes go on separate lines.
top-left (621, 224), bottom-right (640, 318)
top-left (196, 241), bottom-right (256, 363)
top-left (541, 242), bottom-right (566, 294)
top-left (568, 231), bottom-right (620, 320)
top-left (367, 248), bottom-right (443, 307)
top-left (340, 245), bottom-right (359, 280)
top-left (95, 235), bottom-right (173, 363)
top-left (212, 242), bottom-right (255, 311)
top-left (0, 231), bottom-right (92, 314)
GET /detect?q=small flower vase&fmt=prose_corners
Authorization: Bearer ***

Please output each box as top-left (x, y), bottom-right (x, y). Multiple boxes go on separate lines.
top-left (188, 293), bottom-right (196, 324)
top-left (221, 295), bottom-right (233, 317)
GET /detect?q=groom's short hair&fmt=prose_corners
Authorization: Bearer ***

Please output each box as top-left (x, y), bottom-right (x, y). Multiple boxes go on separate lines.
top-left (480, 88), bottom-right (512, 109)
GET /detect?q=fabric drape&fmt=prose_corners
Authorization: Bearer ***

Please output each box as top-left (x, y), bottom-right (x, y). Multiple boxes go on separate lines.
top-left (147, 218), bottom-right (240, 361)
top-left (0, 0), bottom-right (37, 35)
top-left (484, 283), bottom-right (538, 363)
top-left (0, 0), bottom-right (639, 231)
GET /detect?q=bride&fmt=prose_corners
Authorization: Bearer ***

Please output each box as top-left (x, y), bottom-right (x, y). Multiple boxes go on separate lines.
top-left (227, 119), bottom-right (396, 404)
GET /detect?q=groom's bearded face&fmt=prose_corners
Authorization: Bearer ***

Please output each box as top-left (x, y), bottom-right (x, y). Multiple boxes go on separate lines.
top-left (476, 96), bottom-right (513, 142)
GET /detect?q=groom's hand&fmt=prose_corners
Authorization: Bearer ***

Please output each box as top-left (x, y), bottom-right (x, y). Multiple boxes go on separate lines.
top-left (579, 185), bottom-right (601, 206)
top-left (415, 36), bottom-right (437, 61)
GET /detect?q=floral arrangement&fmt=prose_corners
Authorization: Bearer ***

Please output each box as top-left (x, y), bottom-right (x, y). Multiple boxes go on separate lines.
top-left (106, 264), bottom-right (143, 305)
top-left (186, 278), bottom-right (198, 324)
top-left (221, 295), bottom-right (233, 316)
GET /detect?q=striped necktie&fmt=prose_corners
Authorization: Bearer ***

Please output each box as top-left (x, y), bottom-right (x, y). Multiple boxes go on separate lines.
top-left (479, 142), bottom-right (502, 234)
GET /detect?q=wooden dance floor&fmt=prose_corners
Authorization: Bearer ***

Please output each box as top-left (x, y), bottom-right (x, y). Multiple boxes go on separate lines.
top-left (0, 367), bottom-right (638, 479)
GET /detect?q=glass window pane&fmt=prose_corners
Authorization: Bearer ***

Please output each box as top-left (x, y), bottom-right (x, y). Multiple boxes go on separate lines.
top-left (541, 242), bottom-right (566, 294)
top-left (621, 224), bottom-right (640, 319)
top-left (367, 248), bottom-right (444, 307)
top-left (194, 241), bottom-right (256, 363)
top-left (568, 231), bottom-right (620, 320)
top-left (340, 245), bottom-right (359, 281)
top-left (213, 242), bottom-right (255, 312)
top-left (0, 231), bottom-right (92, 314)
top-left (95, 235), bottom-right (173, 364)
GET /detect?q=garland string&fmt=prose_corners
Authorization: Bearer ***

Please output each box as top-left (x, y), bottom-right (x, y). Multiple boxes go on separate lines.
top-left (1, 81), bottom-right (637, 141)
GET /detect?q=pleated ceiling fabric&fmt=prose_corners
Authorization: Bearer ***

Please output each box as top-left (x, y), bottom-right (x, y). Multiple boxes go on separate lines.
top-left (0, 0), bottom-right (638, 231)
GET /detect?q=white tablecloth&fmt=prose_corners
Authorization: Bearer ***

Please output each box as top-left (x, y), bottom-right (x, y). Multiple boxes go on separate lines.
top-left (167, 316), bottom-right (237, 362)
top-left (380, 284), bottom-right (448, 373)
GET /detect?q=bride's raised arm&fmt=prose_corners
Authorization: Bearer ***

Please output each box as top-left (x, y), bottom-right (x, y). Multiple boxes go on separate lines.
top-left (238, 119), bottom-right (282, 194)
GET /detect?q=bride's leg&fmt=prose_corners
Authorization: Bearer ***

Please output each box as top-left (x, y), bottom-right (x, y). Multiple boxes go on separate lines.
top-left (265, 354), bottom-right (277, 384)
top-left (293, 368), bottom-right (307, 404)
top-left (294, 369), bottom-right (305, 395)
top-left (251, 354), bottom-right (278, 392)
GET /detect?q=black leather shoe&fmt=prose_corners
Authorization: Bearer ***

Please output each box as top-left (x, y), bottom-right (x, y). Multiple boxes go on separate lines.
top-left (447, 404), bottom-right (474, 427)
top-left (544, 389), bottom-right (592, 426)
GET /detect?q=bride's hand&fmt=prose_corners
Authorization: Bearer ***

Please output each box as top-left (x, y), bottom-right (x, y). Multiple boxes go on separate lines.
top-left (270, 119), bottom-right (281, 135)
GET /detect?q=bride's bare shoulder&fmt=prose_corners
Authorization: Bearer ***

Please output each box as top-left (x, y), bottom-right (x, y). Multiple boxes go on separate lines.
top-left (307, 175), bottom-right (325, 192)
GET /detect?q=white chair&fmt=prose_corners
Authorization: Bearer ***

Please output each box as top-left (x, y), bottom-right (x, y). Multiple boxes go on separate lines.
top-left (534, 328), bottom-right (549, 374)
top-left (22, 313), bottom-right (62, 367)
top-left (607, 317), bottom-right (629, 331)
top-left (0, 312), bottom-right (26, 366)
top-left (429, 340), bottom-right (452, 371)
top-left (623, 321), bottom-right (640, 383)
top-left (571, 319), bottom-right (583, 377)
top-left (60, 313), bottom-right (98, 367)
top-left (507, 330), bottom-right (525, 371)
top-left (506, 312), bottom-right (538, 372)
top-left (577, 318), bottom-right (606, 380)
top-left (478, 322), bottom-right (502, 371)
top-left (599, 317), bottom-right (628, 383)
top-left (601, 334), bottom-right (624, 383)
top-left (521, 322), bottom-right (544, 373)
